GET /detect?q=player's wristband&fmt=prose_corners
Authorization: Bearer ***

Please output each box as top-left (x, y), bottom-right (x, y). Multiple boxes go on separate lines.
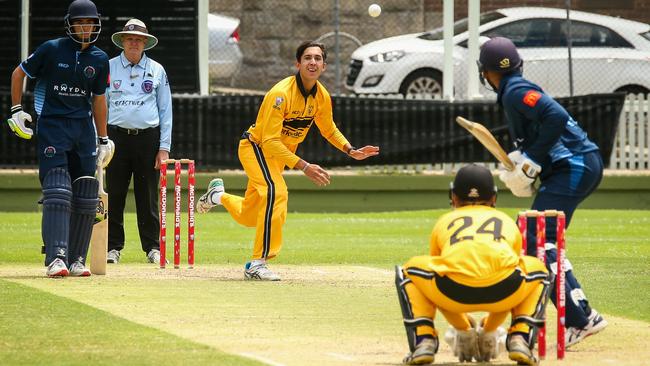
top-left (98, 136), bottom-right (109, 145)
top-left (10, 104), bottom-right (22, 114)
top-left (302, 163), bottom-right (310, 172)
top-left (346, 146), bottom-right (355, 155)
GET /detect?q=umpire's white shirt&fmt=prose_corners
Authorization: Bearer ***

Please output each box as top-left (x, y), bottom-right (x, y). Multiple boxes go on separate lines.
top-left (106, 52), bottom-right (172, 151)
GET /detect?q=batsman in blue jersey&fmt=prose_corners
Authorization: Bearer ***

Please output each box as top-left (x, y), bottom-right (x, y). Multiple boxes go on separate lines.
top-left (6, 0), bottom-right (114, 277)
top-left (477, 37), bottom-right (608, 352)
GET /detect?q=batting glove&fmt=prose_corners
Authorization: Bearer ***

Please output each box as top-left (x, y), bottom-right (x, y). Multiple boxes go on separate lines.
top-left (501, 174), bottom-right (536, 197)
top-left (499, 153), bottom-right (541, 197)
top-left (97, 136), bottom-right (115, 168)
top-left (507, 150), bottom-right (525, 165)
top-left (7, 104), bottom-right (33, 140)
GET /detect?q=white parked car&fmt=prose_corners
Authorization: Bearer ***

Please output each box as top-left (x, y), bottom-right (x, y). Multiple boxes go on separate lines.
top-left (346, 7), bottom-right (650, 98)
top-left (208, 13), bottom-right (243, 81)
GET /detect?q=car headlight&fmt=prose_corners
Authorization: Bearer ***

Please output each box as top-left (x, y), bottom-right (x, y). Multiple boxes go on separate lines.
top-left (369, 50), bottom-right (406, 63)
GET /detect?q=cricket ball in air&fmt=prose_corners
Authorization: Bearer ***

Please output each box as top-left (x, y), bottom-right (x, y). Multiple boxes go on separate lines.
top-left (368, 4), bottom-right (381, 18)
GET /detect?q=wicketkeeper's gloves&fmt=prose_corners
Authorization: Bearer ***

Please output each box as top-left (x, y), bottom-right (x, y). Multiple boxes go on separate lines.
top-left (7, 104), bottom-right (33, 139)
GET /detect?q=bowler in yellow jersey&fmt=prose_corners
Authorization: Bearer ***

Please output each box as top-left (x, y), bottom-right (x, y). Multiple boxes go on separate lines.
top-left (197, 41), bottom-right (379, 281)
top-left (396, 164), bottom-right (548, 366)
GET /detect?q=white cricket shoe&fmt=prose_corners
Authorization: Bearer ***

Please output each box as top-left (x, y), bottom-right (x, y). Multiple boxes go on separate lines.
top-left (69, 261), bottom-right (91, 277)
top-left (507, 334), bottom-right (538, 366)
top-left (46, 258), bottom-right (69, 277)
top-left (402, 337), bottom-right (437, 365)
top-left (244, 262), bottom-right (281, 281)
top-left (147, 249), bottom-right (161, 264)
top-left (566, 309), bottom-right (608, 348)
top-left (107, 249), bottom-right (120, 264)
top-left (196, 178), bottom-right (224, 213)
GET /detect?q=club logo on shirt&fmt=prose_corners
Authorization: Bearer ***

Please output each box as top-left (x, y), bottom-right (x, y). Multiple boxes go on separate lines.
top-left (43, 146), bottom-right (56, 158)
top-left (58, 63), bottom-right (69, 68)
top-left (523, 90), bottom-right (542, 107)
top-left (113, 80), bottom-right (122, 89)
top-left (142, 80), bottom-right (154, 93)
top-left (83, 66), bottom-right (96, 78)
top-left (273, 96), bottom-right (284, 110)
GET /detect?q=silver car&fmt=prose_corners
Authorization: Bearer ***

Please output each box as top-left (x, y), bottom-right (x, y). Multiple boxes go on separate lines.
top-left (208, 13), bottom-right (243, 81)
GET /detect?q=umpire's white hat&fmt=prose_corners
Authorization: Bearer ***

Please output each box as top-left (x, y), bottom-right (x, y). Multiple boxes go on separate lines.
top-left (112, 18), bottom-right (158, 51)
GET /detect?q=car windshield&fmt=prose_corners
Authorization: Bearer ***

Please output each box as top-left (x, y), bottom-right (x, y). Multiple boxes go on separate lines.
top-left (419, 11), bottom-right (506, 40)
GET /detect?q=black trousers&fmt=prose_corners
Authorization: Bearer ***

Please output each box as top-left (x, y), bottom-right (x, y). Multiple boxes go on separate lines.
top-left (106, 126), bottom-right (160, 253)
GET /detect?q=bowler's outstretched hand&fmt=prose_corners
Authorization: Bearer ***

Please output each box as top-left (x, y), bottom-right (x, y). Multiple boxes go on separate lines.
top-left (349, 145), bottom-right (380, 160)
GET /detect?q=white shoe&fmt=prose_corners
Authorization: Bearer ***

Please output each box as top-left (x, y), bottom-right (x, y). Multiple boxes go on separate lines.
top-left (197, 178), bottom-right (224, 213)
top-left (402, 337), bottom-right (437, 365)
top-left (69, 261), bottom-right (91, 277)
top-left (244, 262), bottom-right (280, 281)
top-left (107, 249), bottom-right (120, 264)
top-left (46, 258), bottom-right (69, 277)
top-left (507, 335), bottom-right (537, 366)
top-left (566, 309), bottom-right (608, 348)
top-left (147, 249), bottom-right (160, 264)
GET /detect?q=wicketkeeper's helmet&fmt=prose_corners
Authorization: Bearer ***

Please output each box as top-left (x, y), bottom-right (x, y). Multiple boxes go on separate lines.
top-left (450, 164), bottom-right (497, 203)
top-left (64, 0), bottom-right (101, 44)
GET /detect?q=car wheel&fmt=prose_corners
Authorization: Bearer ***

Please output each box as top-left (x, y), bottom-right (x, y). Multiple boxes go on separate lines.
top-left (399, 69), bottom-right (443, 98)
top-left (615, 85), bottom-right (649, 95)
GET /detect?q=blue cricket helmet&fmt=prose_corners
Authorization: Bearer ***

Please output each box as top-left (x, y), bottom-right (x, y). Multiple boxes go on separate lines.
top-left (478, 37), bottom-right (523, 74)
top-left (64, 0), bottom-right (101, 44)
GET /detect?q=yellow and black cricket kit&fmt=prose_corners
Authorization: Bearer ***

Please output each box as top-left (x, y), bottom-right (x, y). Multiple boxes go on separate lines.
top-left (221, 74), bottom-right (349, 260)
top-left (396, 205), bottom-right (549, 345)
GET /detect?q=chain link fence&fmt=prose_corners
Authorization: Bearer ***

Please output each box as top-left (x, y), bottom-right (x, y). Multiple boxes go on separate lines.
top-left (208, 0), bottom-right (650, 99)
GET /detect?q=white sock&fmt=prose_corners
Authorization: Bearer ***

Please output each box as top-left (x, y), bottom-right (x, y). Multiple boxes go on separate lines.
top-left (251, 259), bottom-right (265, 267)
top-left (208, 191), bottom-right (223, 205)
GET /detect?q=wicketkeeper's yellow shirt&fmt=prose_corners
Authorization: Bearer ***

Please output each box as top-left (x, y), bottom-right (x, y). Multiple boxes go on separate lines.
top-left (429, 205), bottom-right (523, 287)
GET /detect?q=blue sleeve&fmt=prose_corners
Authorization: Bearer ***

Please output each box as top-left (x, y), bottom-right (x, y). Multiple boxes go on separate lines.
top-left (20, 41), bottom-right (52, 79)
top-left (93, 55), bottom-right (110, 95)
top-left (510, 88), bottom-right (569, 164)
top-left (156, 69), bottom-right (173, 151)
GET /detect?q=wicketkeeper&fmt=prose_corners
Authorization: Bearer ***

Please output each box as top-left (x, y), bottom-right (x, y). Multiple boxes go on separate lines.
top-left (396, 164), bottom-right (549, 366)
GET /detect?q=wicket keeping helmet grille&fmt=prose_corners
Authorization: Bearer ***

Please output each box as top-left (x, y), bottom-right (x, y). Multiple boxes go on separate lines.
top-left (450, 164), bottom-right (497, 202)
top-left (64, 0), bottom-right (101, 44)
top-left (477, 37), bottom-right (523, 74)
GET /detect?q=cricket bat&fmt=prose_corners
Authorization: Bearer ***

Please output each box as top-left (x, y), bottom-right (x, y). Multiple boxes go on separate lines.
top-left (89, 166), bottom-right (108, 275)
top-left (455, 116), bottom-right (515, 171)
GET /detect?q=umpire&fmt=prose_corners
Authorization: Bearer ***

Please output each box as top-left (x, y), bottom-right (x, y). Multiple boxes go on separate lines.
top-left (106, 19), bottom-right (172, 264)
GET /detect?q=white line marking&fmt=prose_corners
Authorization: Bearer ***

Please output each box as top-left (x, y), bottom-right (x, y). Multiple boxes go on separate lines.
top-left (351, 265), bottom-right (392, 275)
top-left (326, 352), bottom-right (356, 361)
top-left (238, 352), bottom-right (287, 366)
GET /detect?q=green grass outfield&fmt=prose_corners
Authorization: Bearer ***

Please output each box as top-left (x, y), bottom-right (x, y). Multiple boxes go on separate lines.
top-left (1, 209), bottom-right (649, 365)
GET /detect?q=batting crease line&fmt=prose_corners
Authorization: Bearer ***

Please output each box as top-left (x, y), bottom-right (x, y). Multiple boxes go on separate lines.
top-left (350, 265), bottom-right (392, 275)
top-left (238, 352), bottom-right (287, 366)
top-left (326, 352), bottom-right (356, 361)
